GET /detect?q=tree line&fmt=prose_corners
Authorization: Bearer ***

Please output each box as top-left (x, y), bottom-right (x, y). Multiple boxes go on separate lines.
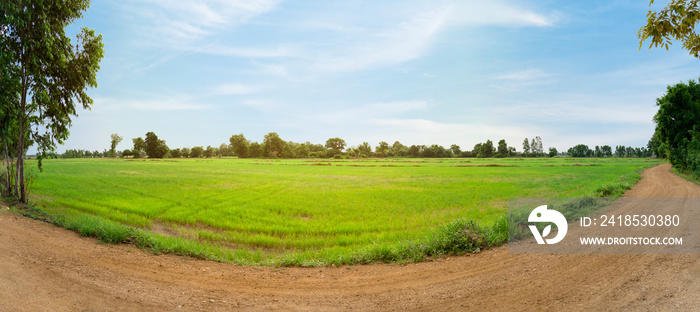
top-left (649, 79), bottom-right (700, 178)
top-left (61, 133), bottom-right (556, 160)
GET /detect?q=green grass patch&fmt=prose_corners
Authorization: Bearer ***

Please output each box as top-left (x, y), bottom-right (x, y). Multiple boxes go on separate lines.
top-left (13, 157), bottom-right (661, 266)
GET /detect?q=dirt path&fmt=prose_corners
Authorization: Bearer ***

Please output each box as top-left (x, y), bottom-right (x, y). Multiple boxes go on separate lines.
top-left (1, 163), bottom-right (699, 311)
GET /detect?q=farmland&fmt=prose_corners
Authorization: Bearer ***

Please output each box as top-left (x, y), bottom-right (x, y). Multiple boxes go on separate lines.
top-left (27, 157), bottom-right (660, 265)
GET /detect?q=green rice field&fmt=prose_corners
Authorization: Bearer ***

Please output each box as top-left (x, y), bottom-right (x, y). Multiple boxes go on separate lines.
top-left (26, 157), bottom-right (660, 265)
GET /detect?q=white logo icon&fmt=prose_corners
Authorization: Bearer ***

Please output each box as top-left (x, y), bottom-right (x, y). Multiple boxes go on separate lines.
top-left (528, 205), bottom-right (568, 244)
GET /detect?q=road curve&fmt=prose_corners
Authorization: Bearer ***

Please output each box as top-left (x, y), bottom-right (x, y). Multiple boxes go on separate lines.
top-left (0, 163), bottom-right (698, 311)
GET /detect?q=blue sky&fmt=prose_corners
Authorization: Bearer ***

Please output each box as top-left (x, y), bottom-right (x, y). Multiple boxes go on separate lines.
top-left (53, 0), bottom-right (700, 154)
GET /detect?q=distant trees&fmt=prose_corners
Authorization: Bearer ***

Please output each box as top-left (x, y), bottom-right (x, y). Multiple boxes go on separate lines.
top-left (262, 132), bottom-right (285, 158)
top-left (109, 134), bottom-right (122, 157)
top-left (190, 146), bottom-right (204, 158)
top-left (496, 139), bottom-right (509, 158)
top-left (567, 144), bottom-right (651, 158)
top-left (325, 137), bottom-right (346, 157)
top-left (144, 132), bottom-right (169, 158)
top-left (358, 142), bottom-right (372, 157)
top-left (548, 147), bottom-right (558, 158)
top-left (450, 144), bottom-right (461, 157)
top-left (229, 134), bottom-right (249, 158)
top-left (132, 137), bottom-right (145, 158)
top-left (375, 141), bottom-right (389, 157)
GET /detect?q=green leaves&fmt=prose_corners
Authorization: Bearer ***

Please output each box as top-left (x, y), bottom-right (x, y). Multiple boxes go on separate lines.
top-left (638, 0), bottom-right (700, 58)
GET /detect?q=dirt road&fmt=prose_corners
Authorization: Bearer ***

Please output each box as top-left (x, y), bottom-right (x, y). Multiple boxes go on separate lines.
top-left (1, 163), bottom-right (698, 311)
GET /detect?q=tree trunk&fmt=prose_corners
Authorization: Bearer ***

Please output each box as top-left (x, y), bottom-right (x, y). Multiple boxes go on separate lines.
top-left (17, 50), bottom-right (27, 203)
top-left (3, 137), bottom-right (11, 197)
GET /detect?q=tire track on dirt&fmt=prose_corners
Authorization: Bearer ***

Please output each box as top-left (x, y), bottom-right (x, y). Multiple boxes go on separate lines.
top-left (0, 163), bottom-right (698, 311)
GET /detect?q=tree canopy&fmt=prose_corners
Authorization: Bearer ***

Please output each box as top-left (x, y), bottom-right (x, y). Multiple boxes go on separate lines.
top-left (1, 0), bottom-right (104, 202)
top-left (638, 0), bottom-right (700, 58)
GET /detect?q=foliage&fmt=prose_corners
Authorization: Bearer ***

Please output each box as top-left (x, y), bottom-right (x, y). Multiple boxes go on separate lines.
top-left (144, 132), bottom-right (168, 159)
top-left (229, 133), bottom-right (248, 158)
top-left (638, 0), bottom-right (700, 58)
top-left (189, 146), bottom-right (203, 158)
top-left (325, 137), bottom-right (346, 157)
top-left (109, 133), bottom-right (122, 156)
top-left (1, 0), bottom-right (104, 202)
top-left (653, 79), bottom-right (700, 177)
top-left (262, 132), bottom-right (285, 158)
top-left (132, 137), bottom-right (145, 158)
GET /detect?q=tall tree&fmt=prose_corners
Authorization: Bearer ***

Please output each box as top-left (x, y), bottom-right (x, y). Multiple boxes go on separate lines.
top-left (450, 144), bottom-right (461, 157)
top-left (109, 133), bottom-right (122, 157)
top-left (144, 132), bottom-right (168, 158)
top-left (132, 137), bottom-right (145, 158)
top-left (478, 140), bottom-right (495, 158)
top-left (229, 133), bottom-right (249, 158)
top-left (2, 1), bottom-right (104, 202)
top-left (358, 142), bottom-right (372, 156)
top-left (522, 138), bottom-right (531, 157)
top-left (325, 137), bottom-right (346, 156)
top-left (262, 132), bottom-right (285, 158)
top-left (376, 141), bottom-right (389, 157)
top-left (496, 139), bottom-right (508, 157)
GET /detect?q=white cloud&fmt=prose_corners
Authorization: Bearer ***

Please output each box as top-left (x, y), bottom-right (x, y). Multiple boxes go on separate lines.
top-left (126, 0), bottom-right (281, 47)
top-left (193, 44), bottom-right (299, 58)
top-left (495, 68), bottom-right (553, 81)
top-left (314, 100), bottom-right (429, 122)
top-left (215, 83), bottom-right (265, 95)
top-left (312, 1), bottom-right (555, 72)
top-left (449, 1), bottom-right (556, 27)
top-left (94, 95), bottom-right (211, 111)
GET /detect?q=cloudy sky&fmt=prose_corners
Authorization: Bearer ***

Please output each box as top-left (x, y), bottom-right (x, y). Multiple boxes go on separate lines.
top-left (54, 0), bottom-right (700, 154)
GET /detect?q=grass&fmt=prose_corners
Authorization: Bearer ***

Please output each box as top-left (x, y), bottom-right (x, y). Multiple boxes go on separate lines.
top-left (15, 156), bottom-right (661, 266)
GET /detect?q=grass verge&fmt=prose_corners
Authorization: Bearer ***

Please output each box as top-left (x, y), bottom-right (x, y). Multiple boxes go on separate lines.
top-left (7, 198), bottom-right (507, 267)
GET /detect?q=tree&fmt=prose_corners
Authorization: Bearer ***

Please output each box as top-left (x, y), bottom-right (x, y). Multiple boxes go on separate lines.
top-left (144, 132), bottom-right (168, 158)
top-left (248, 142), bottom-right (262, 158)
top-left (392, 141), bottom-right (407, 157)
top-left (534, 136), bottom-right (543, 156)
top-left (132, 137), bottom-right (145, 158)
top-left (180, 147), bottom-right (190, 158)
top-left (548, 147), bottom-right (558, 158)
top-left (477, 140), bottom-right (495, 158)
top-left (358, 142), bottom-right (372, 157)
top-left (376, 141), bottom-right (389, 157)
top-left (109, 133), bottom-right (122, 157)
top-left (496, 139), bottom-right (508, 158)
top-left (263, 132), bottom-right (285, 158)
top-left (638, 0), bottom-right (700, 58)
top-left (568, 144), bottom-right (590, 157)
top-left (170, 148), bottom-right (181, 158)
top-left (653, 79), bottom-right (700, 168)
top-left (325, 137), bottom-right (346, 156)
top-left (204, 146), bottom-right (215, 158)
top-left (450, 144), bottom-right (461, 157)
top-left (522, 138), bottom-right (531, 157)
top-left (229, 133), bottom-right (249, 158)
top-left (190, 146), bottom-right (203, 158)
top-left (2, 1), bottom-right (104, 202)
top-left (218, 143), bottom-right (230, 157)
top-left (407, 145), bottom-right (420, 157)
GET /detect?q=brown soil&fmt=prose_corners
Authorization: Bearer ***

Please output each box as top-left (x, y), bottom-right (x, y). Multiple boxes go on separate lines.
top-left (1, 163), bottom-right (699, 311)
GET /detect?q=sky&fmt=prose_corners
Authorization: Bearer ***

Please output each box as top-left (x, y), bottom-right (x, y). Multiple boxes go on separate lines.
top-left (50, 0), bottom-right (700, 154)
